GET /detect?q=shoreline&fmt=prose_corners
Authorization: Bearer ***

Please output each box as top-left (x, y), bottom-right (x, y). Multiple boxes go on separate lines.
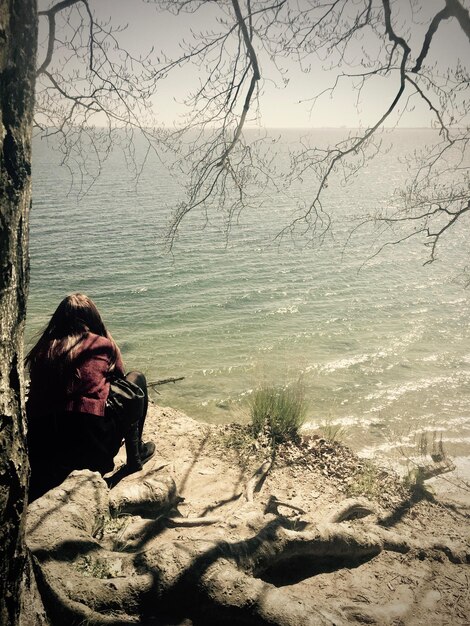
top-left (152, 396), bottom-right (470, 498)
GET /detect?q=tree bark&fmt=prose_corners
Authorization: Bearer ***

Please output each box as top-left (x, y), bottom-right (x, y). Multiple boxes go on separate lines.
top-left (0, 1), bottom-right (38, 624)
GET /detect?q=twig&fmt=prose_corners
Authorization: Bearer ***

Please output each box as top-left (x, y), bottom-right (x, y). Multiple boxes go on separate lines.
top-left (147, 377), bottom-right (185, 388)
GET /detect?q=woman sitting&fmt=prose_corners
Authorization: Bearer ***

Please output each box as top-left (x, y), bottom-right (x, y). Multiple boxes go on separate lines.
top-left (26, 293), bottom-right (155, 501)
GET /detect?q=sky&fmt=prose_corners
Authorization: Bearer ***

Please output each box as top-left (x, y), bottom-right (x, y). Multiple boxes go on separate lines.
top-left (37, 0), bottom-right (470, 128)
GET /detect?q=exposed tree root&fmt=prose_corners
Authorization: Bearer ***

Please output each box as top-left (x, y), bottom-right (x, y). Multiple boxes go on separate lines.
top-left (327, 498), bottom-right (378, 523)
top-left (166, 516), bottom-right (221, 527)
top-left (109, 468), bottom-right (179, 517)
top-left (26, 467), bottom-right (469, 626)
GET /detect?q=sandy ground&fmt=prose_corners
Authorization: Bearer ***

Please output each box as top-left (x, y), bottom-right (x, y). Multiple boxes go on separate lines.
top-left (105, 402), bottom-right (470, 625)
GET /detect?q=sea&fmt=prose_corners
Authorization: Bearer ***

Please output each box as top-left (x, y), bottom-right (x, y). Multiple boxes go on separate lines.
top-left (28, 128), bottom-right (470, 472)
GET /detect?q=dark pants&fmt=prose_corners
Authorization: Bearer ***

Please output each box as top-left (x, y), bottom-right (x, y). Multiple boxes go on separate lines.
top-left (123, 371), bottom-right (148, 438)
top-left (27, 371), bottom-right (148, 502)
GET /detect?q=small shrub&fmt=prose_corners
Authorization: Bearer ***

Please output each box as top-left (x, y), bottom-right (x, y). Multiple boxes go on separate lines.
top-left (399, 430), bottom-right (450, 495)
top-left (403, 465), bottom-right (426, 491)
top-left (249, 381), bottom-right (308, 444)
top-left (402, 464), bottom-right (436, 500)
top-left (320, 417), bottom-right (347, 443)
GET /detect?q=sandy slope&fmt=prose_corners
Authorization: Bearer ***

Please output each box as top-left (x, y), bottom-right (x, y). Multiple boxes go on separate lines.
top-left (129, 404), bottom-right (469, 625)
top-left (26, 403), bottom-right (469, 625)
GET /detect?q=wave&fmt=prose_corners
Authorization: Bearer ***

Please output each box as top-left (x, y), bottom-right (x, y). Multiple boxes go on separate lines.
top-left (316, 354), bottom-right (371, 373)
top-left (29, 133), bottom-right (470, 445)
top-left (267, 305), bottom-right (299, 316)
top-left (364, 376), bottom-right (451, 402)
top-left (131, 287), bottom-right (148, 294)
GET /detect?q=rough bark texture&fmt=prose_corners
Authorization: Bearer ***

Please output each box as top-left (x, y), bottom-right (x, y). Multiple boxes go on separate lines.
top-left (0, 1), bottom-right (38, 624)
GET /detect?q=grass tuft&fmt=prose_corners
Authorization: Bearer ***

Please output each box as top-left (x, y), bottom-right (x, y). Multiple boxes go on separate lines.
top-left (319, 417), bottom-right (347, 443)
top-left (249, 381), bottom-right (308, 444)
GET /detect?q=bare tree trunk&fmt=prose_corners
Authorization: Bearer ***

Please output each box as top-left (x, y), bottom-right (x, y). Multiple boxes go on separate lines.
top-left (0, 1), bottom-right (38, 624)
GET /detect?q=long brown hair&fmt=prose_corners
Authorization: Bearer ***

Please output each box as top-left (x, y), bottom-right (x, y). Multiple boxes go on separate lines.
top-left (26, 293), bottom-right (120, 380)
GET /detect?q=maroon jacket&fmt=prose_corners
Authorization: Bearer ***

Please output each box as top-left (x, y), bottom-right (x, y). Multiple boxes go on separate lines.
top-left (27, 333), bottom-right (125, 418)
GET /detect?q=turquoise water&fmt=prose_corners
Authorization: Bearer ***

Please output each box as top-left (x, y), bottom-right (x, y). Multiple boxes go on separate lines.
top-left (28, 129), bottom-right (470, 462)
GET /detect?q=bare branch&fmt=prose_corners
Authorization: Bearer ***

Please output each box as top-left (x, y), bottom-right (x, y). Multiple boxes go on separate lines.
top-left (216, 0), bottom-right (261, 167)
top-left (446, 0), bottom-right (470, 41)
top-left (36, 0), bottom-right (469, 268)
top-left (425, 200), bottom-right (470, 264)
top-left (404, 75), bottom-right (450, 141)
top-left (37, 0), bottom-right (82, 75)
top-left (412, 5), bottom-right (452, 73)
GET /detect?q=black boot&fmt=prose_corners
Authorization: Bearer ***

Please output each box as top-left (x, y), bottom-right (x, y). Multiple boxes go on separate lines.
top-left (125, 423), bottom-right (143, 472)
top-left (125, 423), bottom-right (155, 472)
top-left (140, 441), bottom-right (156, 464)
